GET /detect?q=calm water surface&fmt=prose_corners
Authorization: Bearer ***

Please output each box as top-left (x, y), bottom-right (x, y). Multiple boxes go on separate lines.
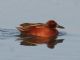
top-left (0, 0), bottom-right (80, 60)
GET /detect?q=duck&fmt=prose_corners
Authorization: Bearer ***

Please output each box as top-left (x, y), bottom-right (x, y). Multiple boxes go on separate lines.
top-left (17, 20), bottom-right (64, 38)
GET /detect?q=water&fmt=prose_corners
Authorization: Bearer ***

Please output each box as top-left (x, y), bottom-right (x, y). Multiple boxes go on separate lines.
top-left (0, 0), bottom-right (80, 60)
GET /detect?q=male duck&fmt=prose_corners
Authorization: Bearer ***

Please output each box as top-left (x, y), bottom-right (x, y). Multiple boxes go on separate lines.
top-left (17, 20), bottom-right (64, 38)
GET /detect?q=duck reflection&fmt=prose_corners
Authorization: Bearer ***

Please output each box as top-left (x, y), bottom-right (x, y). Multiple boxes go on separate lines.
top-left (18, 35), bottom-right (64, 49)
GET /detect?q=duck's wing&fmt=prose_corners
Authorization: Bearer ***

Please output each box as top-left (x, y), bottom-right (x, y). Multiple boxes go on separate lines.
top-left (18, 23), bottom-right (45, 30)
top-left (20, 23), bottom-right (45, 26)
top-left (20, 23), bottom-right (33, 26)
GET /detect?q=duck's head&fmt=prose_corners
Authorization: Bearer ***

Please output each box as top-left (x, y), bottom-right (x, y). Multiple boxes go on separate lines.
top-left (47, 20), bottom-right (64, 29)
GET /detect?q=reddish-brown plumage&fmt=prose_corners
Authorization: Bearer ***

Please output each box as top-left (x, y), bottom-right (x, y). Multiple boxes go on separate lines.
top-left (17, 20), bottom-right (64, 38)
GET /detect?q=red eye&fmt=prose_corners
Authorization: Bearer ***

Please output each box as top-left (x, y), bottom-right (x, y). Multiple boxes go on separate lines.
top-left (47, 20), bottom-right (57, 28)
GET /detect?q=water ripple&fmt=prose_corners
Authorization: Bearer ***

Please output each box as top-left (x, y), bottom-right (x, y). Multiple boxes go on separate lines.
top-left (0, 28), bottom-right (20, 39)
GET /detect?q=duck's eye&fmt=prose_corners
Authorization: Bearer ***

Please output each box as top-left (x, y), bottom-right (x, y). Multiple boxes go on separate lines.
top-left (51, 23), bottom-right (55, 25)
top-left (50, 22), bottom-right (57, 26)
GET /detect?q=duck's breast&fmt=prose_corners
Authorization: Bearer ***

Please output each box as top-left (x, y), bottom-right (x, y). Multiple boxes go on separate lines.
top-left (30, 27), bottom-right (58, 38)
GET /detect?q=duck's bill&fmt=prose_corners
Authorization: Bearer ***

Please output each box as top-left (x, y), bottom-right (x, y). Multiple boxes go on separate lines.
top-left (57, 25), bottom-right (64, 29)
